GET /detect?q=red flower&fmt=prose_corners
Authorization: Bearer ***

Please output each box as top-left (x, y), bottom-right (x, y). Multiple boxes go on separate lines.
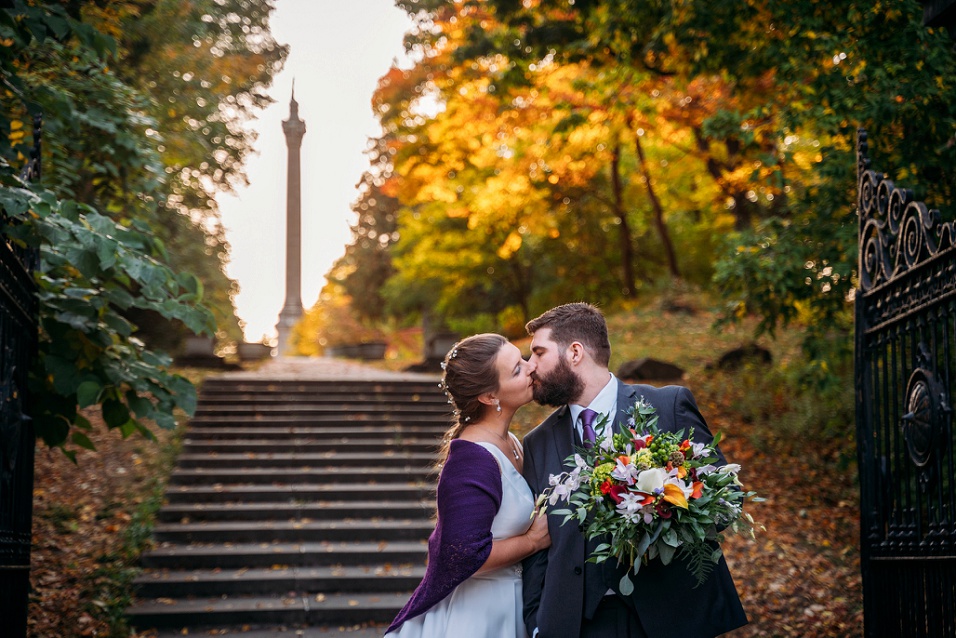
top-left (600, 479), bottom-right (612, 495)
top-left (655, 503), bottom-right (673, 519)
top-left (633, 438), bottom-right (646, 451)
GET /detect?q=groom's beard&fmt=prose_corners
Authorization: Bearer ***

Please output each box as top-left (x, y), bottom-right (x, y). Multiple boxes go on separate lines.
top-left (532, 356), bottom-right (584, 407)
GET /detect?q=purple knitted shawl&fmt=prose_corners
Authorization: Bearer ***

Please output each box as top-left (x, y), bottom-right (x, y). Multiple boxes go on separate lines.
top-left (385, 439), bottom-right (503, 634)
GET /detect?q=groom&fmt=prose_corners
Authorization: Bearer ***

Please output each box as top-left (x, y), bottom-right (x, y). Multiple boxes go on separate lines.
top-left (520, 303), bottom-right (748, 638)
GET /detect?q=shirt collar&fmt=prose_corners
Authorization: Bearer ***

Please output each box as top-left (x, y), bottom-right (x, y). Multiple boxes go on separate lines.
top-left (569, 373), bottom-right (618, 426)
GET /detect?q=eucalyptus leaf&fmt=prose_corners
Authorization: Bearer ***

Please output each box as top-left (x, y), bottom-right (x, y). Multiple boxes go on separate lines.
top-left (618, 573), bottom-right (634, 596)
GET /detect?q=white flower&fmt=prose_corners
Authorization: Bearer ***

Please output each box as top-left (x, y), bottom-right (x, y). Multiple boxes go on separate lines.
top-left (690, 441), bottom-right (710, 459)
top-left (695, 463), bottom-right (718, 476)
top-left (635, 467), bottom-right (668, 494)
top-left (611, 457), bottom-right (640, 485)
top-left (565, 468), bottom-right (582, 492)
top-left (548, 482), bottom-right (571, 505)
top-left (717, 463), bottom-right (741, 475)
top-left (616, 492), bottom-right (647, 524)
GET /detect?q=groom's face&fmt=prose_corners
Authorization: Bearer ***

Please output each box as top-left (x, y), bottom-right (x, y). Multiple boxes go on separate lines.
top-left (529, 327), bottom-right (584, 407)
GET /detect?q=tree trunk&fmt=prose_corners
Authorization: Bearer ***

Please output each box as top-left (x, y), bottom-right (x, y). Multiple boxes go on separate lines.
top-left (610, 143), bottom-right (636, 296)
top-left (633, 130), bottom-right (680, 278)
top-left (694, 127), bottom-right (753, 231)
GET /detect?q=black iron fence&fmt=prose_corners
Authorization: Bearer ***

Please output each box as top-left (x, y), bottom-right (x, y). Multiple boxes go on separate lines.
top-left (0, 113), bottom-right (40, 637)
top-left (855, 129), bottom-right (956, 637)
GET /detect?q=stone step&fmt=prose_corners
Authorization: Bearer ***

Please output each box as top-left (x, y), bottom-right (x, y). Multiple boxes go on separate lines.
top-left (184, 424), bottom-right (448, 437)
top-left (127, 591), bottom-right (410, 630)
top-left (192, 406), bottom-right (451, 418)
top-left (180, 440), bottom-right (440, 454)
top-left (164, 483), bottom-right (435, 505)
top-left (141, 541), bottom-right (427, 570)
top-left (187, 415), bottom-right (451, 426)
top-left (175, 452), bottom-right (438, 469)
top-left (200, 380), bottom-right (439, 393)
top-left (169, 467), bottom-right (437, 486)
top-left (153, 520), bottom-right (434, 543)
top-left (129, 375), bottom-right (441, 635)
top-left (197, 391), bottom-right (447, 405)
top-left (158, 500), bottom-right (434, 523)
top-left (133, 564), bottom-right (425, 598)
top-left (153, 626), bottom-right (385, 637)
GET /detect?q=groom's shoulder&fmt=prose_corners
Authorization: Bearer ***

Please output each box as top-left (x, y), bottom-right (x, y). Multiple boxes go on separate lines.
top-left (524, 406), bottom-right (566, 443)
top-left (623, 381), bottom-right (685, 397)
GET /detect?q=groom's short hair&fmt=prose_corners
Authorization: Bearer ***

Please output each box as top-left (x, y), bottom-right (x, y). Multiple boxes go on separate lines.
top-left (526, 302), bottom-right (611, 366)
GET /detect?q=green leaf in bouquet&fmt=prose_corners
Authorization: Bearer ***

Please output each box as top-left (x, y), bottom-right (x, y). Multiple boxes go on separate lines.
top-left (619, 573), bottom-right (634, 596)
top-left (551, 509), bottom-right (572, 518)
top-left (658, 541), bottom-right (676, 565)
top-left (662, 528), bottom-right (679, 547)
top-left (594, 543), bottom-right (610, 554)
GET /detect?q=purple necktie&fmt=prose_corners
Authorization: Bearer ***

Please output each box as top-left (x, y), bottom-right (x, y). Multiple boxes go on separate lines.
top-left (581, 408), bottom-right (598, 448)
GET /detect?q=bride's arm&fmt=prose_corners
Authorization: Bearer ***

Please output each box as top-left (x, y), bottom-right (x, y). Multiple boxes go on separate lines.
top-left (476, 511), bottom-right (550, 573)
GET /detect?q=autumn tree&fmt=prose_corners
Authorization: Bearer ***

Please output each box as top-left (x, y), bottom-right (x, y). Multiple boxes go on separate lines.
top-left (0, 0), bottom-right (284, 453)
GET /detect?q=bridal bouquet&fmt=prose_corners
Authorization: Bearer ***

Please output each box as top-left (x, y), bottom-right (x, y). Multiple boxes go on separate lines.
top-left (537, 397), bottom-right (760, 592)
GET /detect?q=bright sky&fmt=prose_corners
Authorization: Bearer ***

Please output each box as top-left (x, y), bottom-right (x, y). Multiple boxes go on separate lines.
top-left (217, 0), bottom-right (414, 342)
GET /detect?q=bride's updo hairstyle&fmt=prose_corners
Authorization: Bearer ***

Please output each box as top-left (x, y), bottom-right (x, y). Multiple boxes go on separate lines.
top-left (438, 333), bottom-right (508, 458)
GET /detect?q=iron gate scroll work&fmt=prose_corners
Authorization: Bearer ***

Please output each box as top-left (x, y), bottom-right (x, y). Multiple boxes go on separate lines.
top-left (855, 129), bottom-right (956, 637)
top-left (0, 114), bottom-right (40, 637)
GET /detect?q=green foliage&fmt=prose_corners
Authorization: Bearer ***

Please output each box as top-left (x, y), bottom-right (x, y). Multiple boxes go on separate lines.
top-left (3, 186), bottom-right (215, 452)
top-left (0, 0), bottom-right (269, 454)
top-left (344, 0), bottom-right (956, 384)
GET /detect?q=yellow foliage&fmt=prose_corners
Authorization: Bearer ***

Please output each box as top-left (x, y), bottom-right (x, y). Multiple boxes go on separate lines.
top-left (497, 231), bottom-right (523, 259)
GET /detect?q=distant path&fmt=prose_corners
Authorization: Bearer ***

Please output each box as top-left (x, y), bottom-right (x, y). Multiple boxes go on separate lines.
top-left (222, 356), bottom-right (439, 381)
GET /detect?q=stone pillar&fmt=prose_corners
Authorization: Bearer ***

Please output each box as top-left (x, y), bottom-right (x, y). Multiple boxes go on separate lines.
top-left (276, 90), bottom-right (306, 355)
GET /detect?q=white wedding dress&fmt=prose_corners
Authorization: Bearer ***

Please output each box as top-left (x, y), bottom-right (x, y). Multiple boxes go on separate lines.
top-left (386, 440), bottom-right (535, 638)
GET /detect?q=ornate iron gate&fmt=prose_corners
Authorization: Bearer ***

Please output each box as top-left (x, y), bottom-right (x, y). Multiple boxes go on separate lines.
top-left (0, 114), bottom-right (40, 637)
top-left (856, 129), bottom-right (956, 637)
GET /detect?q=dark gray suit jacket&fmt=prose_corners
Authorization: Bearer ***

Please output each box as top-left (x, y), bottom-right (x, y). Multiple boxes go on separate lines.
top-left (521, 381), bottom-right (748, 638)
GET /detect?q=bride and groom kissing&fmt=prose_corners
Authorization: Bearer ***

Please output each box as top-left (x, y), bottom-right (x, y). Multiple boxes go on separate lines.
top-left (385, 303), bottom-right (748, 638)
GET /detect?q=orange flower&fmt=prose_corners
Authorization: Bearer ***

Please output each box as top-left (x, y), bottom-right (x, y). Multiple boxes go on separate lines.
top-left (691, 481), bottom-right (704, 499)
top-left (662, 483), bottom-right (689, 509)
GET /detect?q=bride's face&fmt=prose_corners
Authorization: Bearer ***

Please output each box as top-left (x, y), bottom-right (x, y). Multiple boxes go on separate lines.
top-left (493, 342), bottom-right (536, 411)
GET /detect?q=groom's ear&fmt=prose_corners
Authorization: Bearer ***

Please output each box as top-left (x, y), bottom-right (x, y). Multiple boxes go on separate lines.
top-left (568, 341), bottom-right (586, 365)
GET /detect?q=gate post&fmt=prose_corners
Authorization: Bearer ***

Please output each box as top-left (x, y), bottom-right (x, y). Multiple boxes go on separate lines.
top-left (0, 113), bottom-right (41, 637)
top-left (855, 129), bottom-right (956, 637)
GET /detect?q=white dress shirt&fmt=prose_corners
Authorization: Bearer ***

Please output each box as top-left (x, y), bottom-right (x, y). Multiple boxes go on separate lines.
top-left (568, 373), bottom-right (618, 445)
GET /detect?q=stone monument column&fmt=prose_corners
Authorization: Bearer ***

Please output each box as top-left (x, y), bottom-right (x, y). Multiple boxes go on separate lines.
top-left (276, 90), bottom-right (306, 355)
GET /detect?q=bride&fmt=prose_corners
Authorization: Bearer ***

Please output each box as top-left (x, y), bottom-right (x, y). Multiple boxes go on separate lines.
top-left (385, 333), bottom-right (550, 638)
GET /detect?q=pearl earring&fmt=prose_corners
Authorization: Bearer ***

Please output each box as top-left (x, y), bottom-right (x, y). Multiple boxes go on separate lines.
top-left (494, 399), bottom-right (501, 413)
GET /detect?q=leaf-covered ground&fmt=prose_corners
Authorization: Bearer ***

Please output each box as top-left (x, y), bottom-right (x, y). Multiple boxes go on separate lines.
top-left (27, 301), bottom-right (863, 636)
top-left (28, 412), bottom-right (180, 638)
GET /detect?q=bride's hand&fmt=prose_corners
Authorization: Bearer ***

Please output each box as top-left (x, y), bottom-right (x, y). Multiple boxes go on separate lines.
top-left (526, 511), bottom-right (551, 552)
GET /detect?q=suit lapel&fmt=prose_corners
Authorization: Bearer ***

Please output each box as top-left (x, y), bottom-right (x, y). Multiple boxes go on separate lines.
top-left (550, 405), bottom-right (574, 467)
top-left (613, 380), bottom-right (640, 432)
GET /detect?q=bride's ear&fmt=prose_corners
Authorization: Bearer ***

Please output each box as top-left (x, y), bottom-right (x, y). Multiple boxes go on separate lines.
top-left (477, 392), bottom-right (497, 408)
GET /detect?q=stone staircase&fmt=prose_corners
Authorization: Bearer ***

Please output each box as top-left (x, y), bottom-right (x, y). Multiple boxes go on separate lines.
top-left (127, 369), bottom-right (448, 636)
